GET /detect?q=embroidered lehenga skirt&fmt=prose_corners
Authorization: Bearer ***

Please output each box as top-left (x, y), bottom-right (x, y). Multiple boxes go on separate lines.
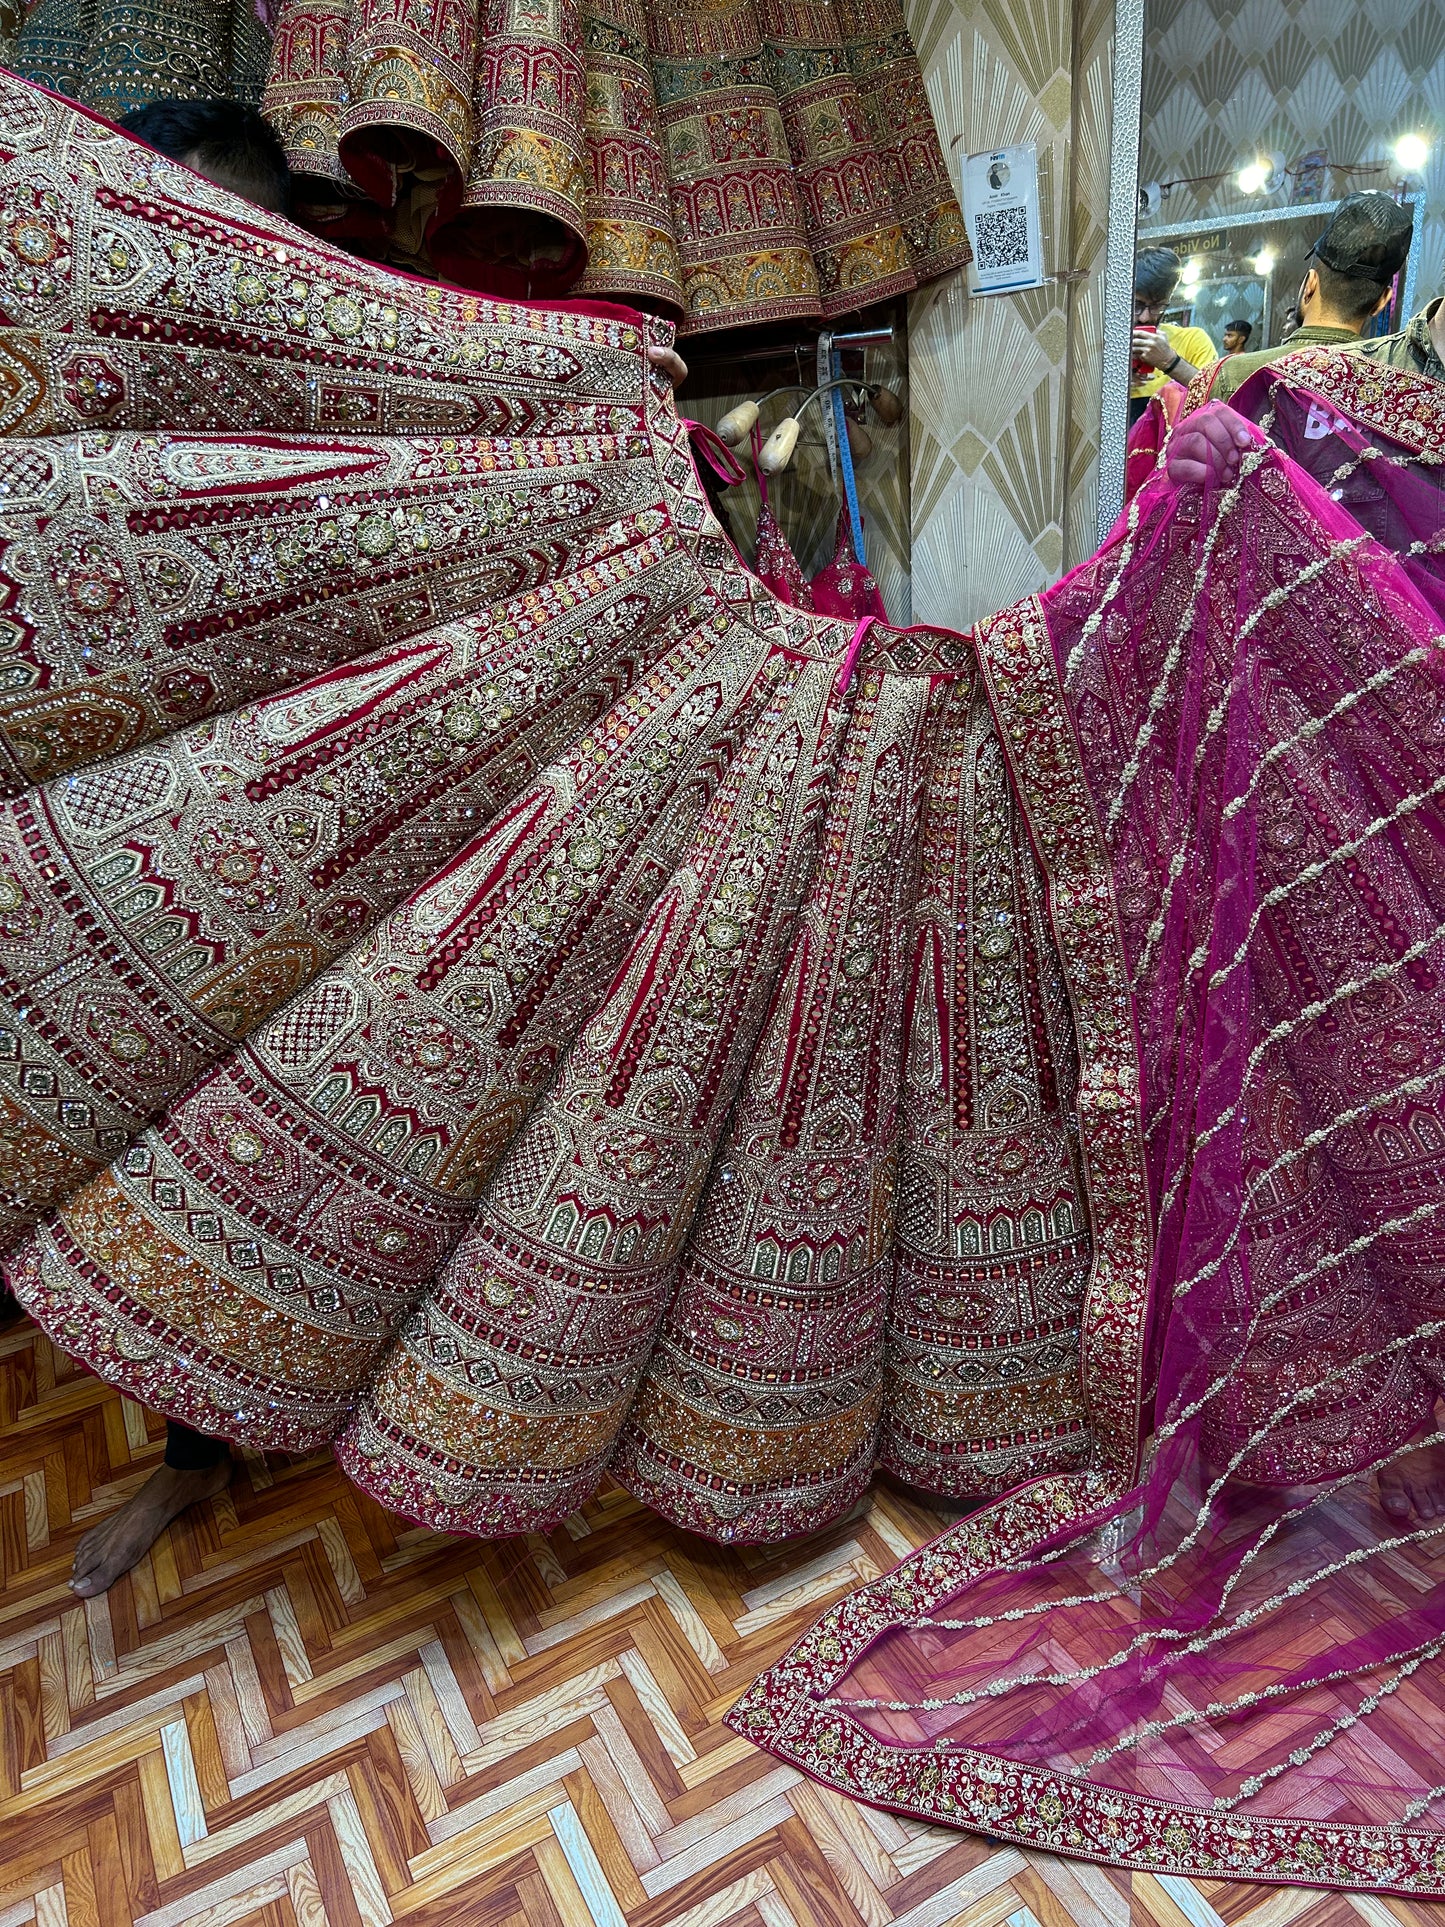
top-left (264, 0), bottom-right (968, 325)
top-left (0, 76), bottom-right (1081, 1543)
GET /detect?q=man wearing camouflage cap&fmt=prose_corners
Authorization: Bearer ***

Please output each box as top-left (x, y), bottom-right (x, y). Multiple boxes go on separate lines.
top-left (1198, 192), bottom-right (1413, 403)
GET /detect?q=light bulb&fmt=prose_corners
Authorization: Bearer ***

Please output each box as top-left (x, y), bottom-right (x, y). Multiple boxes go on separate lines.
top-left (1253, 249), bottom-right (1276, 275)
top-left (1394, 133), bottom-right (1430, 173)
top-left (1236, 161), bottom-right (1268, 194)
top-left (1180, 257), bottom-right (1203, 286)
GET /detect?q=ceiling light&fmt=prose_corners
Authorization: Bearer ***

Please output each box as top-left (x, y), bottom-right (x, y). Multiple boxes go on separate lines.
top-left (1253, 248), bottom-right (1276, 275)
top-left (1237, 161), bottom-right (1268, 193)
top-left (1394, 133), bottom-right (1430, 172)
top-left (1180, 257), bottom-right (1203, 286)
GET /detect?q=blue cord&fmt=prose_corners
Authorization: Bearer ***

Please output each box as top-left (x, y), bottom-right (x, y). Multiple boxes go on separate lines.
top-left (830, 349), bottom-right (868, 568)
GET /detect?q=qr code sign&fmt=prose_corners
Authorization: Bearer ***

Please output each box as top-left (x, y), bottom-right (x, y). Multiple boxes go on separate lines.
top-left (973, 204), bottom-right (1030, 271)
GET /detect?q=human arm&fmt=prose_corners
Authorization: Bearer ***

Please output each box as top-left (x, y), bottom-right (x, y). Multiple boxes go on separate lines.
top-left (1165, 399), bottom-right (1257, 488)
top-left (1132, 329), bottom-right (1200, 385)
top-left (1134, 324), bottom-right (1217, 388)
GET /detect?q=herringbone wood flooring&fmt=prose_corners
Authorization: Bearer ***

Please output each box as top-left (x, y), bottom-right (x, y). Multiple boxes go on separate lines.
top-left (2, 1316), bottom-right (1442, 1927)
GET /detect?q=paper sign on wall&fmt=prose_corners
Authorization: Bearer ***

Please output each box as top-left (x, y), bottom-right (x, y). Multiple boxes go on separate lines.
top-left (962, 144), bottom-right (1046, 295)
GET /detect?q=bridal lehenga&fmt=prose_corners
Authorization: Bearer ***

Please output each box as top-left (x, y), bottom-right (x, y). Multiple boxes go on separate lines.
top-left (5, 72), bottom-right (1445, 1889)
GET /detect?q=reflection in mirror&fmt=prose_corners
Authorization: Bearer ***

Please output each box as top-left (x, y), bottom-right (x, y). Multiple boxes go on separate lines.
top-left (1110, 0), bottom-right (1441, 471)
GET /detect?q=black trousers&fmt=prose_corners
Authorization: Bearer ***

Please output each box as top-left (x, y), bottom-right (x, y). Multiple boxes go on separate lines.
top-left (164, 1421), bottom-right (229, 1470)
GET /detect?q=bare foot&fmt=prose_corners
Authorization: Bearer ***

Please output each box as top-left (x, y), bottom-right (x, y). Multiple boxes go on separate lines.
top-left (1378, 1440), bottom-right (1445, 1525)
top-left (69, 1457), bottom-right (232, 1597)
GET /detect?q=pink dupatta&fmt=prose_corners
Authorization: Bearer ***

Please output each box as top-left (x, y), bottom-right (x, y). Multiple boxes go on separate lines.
top-left (732, 357), bottom-right (1445, 1891)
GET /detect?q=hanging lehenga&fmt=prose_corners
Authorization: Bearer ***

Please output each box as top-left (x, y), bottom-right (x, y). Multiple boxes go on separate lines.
top-left (260, 0), bottom-right (969, 325)
top-left (6, 73), bottom-right (1445, 1888)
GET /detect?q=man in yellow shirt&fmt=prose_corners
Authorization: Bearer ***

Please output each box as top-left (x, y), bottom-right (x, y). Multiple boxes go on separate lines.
top-left (1130, 247), bottom-right (1217, 423)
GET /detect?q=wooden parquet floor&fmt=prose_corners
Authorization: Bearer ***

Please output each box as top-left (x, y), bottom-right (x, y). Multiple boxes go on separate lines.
top-left (3, 1317), bottom-right (1445, 1927)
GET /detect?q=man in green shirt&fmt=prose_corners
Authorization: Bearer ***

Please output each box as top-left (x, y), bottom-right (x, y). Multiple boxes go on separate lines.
top-left (1198, 194), bottom-right (1413, 403)
top-left (1350, 296), bottom-right (1445, 381)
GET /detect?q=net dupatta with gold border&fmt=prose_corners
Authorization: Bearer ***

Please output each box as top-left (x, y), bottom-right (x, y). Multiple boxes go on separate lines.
top-left (0, 73), bottom-right (1083, 1547)
top-left (730, 360), bottom-right (1445, 1891)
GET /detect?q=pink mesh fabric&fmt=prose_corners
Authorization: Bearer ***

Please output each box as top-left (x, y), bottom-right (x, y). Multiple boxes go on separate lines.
top-left (731, 362), bottom-right (1445, 1890)
top-left (810, 505), bottom-right (887, 619)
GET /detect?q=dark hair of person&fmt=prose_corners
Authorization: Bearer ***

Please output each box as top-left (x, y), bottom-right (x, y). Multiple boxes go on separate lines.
top-left (1134, 247), bottom-right (1182, 305)
top-left (1311, 256), bottom-right (1393, 323)
top-left (1225, 317), bottom-right (1252, 339)
top-left (118, 98), bottom-right (291, 215)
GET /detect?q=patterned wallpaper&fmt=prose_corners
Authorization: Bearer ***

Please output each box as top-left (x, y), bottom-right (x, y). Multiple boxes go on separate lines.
top-left (1139, 0), bottom-right (1445, 308)
top-left (905, 0), bottom-right (1117, 630)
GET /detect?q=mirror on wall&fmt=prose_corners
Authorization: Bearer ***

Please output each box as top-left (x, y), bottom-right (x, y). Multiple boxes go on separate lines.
top-left (1106, 0), bottom-right (1440, 464)
top-left (1137, 199), bottom-right (1421, 402)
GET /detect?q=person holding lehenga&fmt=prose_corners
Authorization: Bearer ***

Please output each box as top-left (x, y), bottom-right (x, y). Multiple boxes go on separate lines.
top-left (1125, 194), bottom-right (1416, 513)
top-left (5, 71), bottom-right (1445, 1887)
top-left (1129, 200), bottom-right (1429, 532)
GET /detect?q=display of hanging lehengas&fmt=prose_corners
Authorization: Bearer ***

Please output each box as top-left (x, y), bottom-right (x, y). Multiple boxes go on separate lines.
top-left (262, 0), bottom-right (969, 325)
top-left (8, 0), bottom-right (967, 328)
